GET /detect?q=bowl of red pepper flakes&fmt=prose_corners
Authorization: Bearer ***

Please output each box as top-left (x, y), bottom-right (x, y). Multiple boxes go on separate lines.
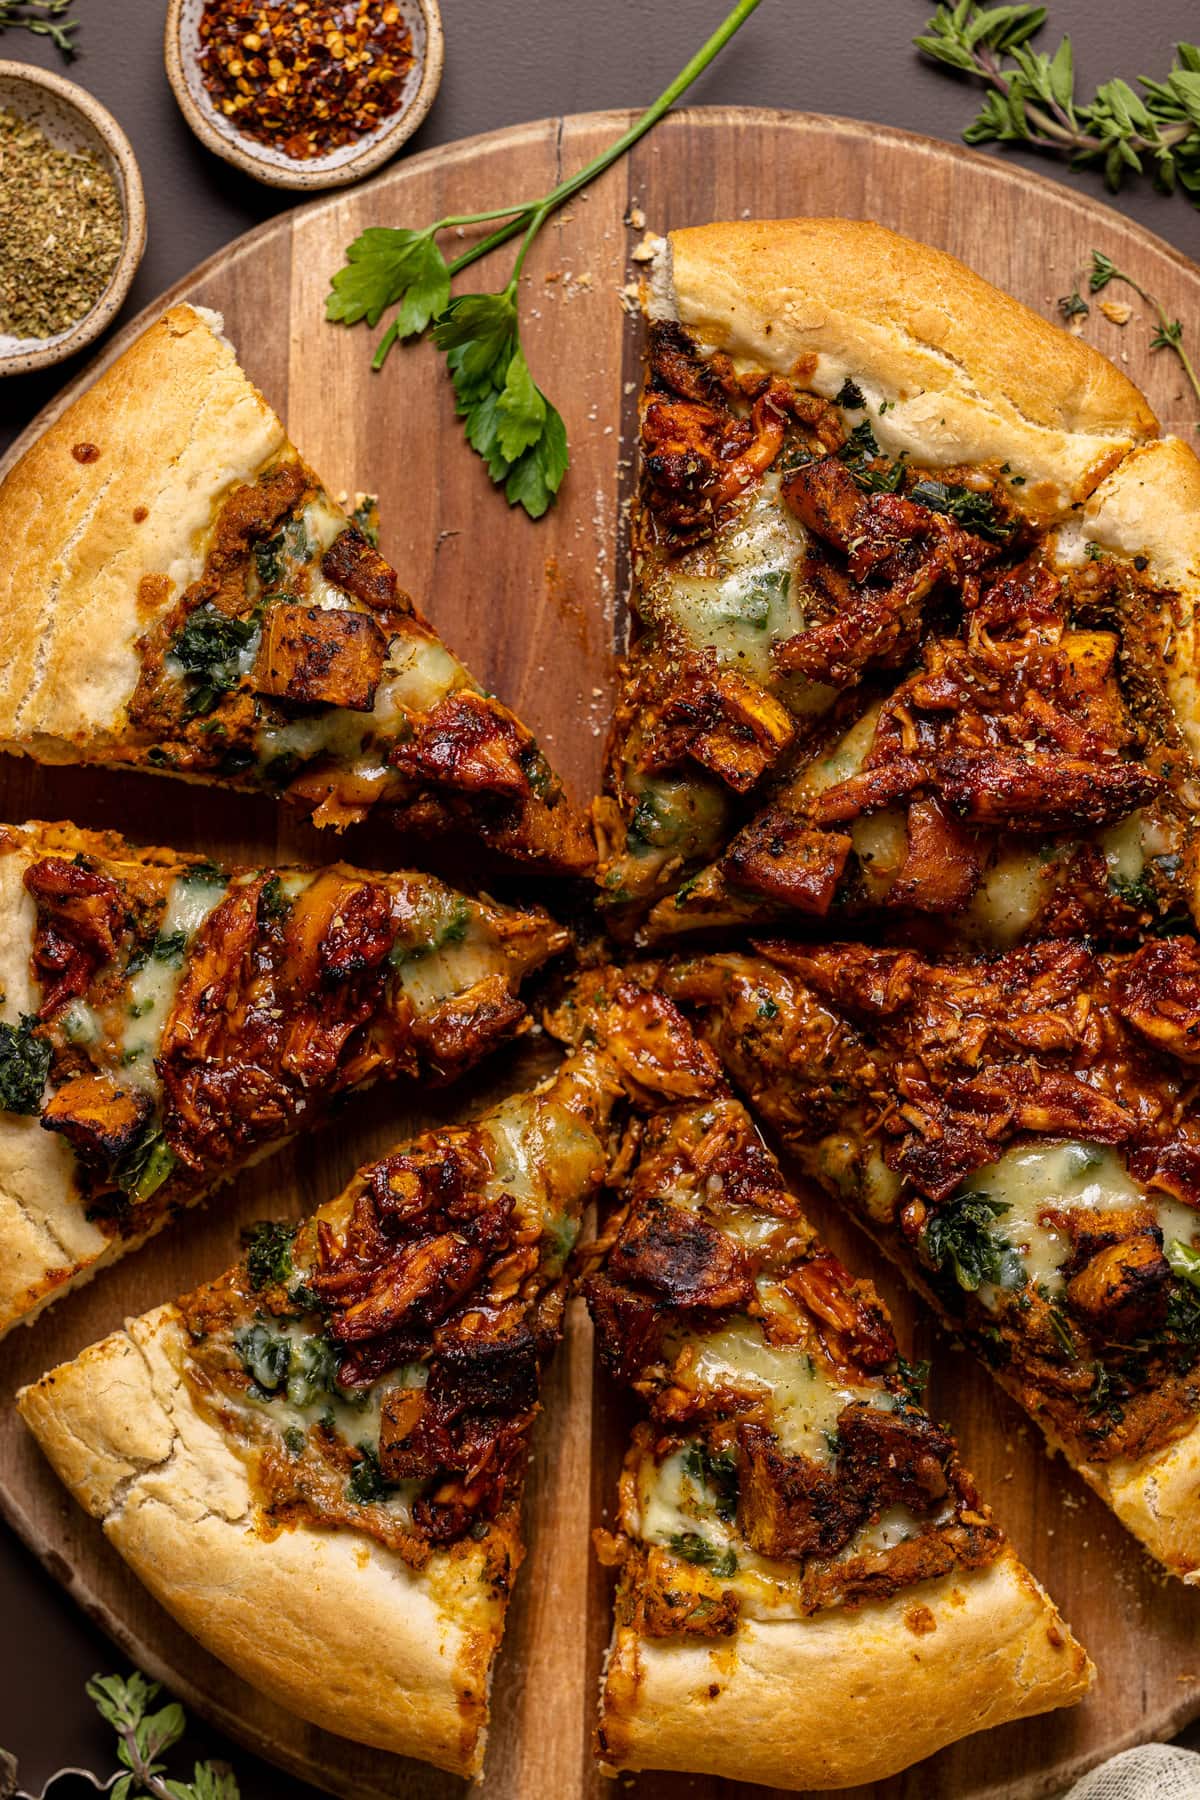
top-left (164, 0), bottom-right (444, 190)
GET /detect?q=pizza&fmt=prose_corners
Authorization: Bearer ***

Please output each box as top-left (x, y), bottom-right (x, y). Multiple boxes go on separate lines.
top-left (0, 820), bottom-right (564, 1336)
top-left (548, 971), bottom-right (1091, 1789)
top-left (17, 213), bottom-right (1200, 1787)
top-left (0, 305), bottom-right (593, 876)
top-left (18, 1043), bottom-right (625, 1777)
top-left (596, 220), bottom-right (1197, 951)
top-left (665, 939), bottom-right (1200, 1582)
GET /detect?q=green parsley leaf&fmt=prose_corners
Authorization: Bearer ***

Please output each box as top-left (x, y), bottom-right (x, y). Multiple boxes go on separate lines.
top-left (325, 226), bottom-right (450, 333)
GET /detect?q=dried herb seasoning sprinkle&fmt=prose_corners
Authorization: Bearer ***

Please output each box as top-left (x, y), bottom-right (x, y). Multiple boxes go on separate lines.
top-left (0, 108), bottom-right (123, 341)
top-left (198, 0), bottom-right (416, 162)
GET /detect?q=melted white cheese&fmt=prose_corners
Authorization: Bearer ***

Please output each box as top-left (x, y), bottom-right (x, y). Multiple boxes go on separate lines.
top-left (120, 873), bottom-right (227, 1081)
top-left (680, 1318), bottom-right (886, 1463)
top-left (965, 1141), bottom-right (1200, 1300)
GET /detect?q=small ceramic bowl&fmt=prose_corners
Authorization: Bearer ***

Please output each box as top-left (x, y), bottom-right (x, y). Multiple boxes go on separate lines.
top-left (0, 61), bottom-right (146, 378)
top-left (164, 0), bottom-right (444, 192)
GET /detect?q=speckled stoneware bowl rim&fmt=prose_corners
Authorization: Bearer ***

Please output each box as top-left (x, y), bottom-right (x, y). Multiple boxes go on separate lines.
top-left (0, 60), bottom-right (146, 378)
top-left (163, 0), bottom-right (445, 192)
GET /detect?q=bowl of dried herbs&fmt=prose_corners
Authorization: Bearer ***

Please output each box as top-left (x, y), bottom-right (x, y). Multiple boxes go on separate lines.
top-left (0, 59), bottom-right (145, 376)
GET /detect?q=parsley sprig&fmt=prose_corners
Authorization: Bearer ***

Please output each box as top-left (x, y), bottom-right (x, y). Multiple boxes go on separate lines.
top-left (916, 5), bottom-right (1200, 204)
top-left (327, 0), bottom-right (763, 517)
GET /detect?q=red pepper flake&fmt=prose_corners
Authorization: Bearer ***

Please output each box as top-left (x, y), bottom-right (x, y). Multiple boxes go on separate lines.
top-left (197, 0), bottom-right (415, 161)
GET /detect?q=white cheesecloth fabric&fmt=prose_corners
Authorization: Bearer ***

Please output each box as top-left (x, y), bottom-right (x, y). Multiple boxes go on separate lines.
top-left (1062, 1745), bottom-right (1200, 1797)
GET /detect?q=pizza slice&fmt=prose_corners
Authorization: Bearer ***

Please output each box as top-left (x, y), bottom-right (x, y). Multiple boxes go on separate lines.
top-left (0, 820), bottom-right (565, 1336)
top-left (642, 540), bottom-right (1193, 945)
top-left (597, 218), bottom-right (1166, 925)
top-left (665, 938), bottom-right (1200, 1581)
top-left (548, 972), bottom-right (1091, 1789)
top-left (0, 304), bottom-right (593, 875)
top-left (18, 1044), bottom-right (625, 1778)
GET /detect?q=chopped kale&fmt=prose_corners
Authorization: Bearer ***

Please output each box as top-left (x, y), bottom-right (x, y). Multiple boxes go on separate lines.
top-left (244, 1220), bottom-right (296, 1291)
top-left (681, 1442), bottom-right (739, 1522)
top-left (0, 1014), bottom-right (51, 1114)
top-left (257, 874), bottom-right (291, 923)
top-left (254, 515), bottom-right (312, 587)
top-left (757, 995), bottom-right (779, 1020)
top-left (170, 606), bottom-right (260, 717)
top-left (114, 1124), bottom-right (176, 1203)
top-left (892, 1352), bottom-right (930, 1406)
top-left (390, 896), bottom-right (470, 966)
top-left (921, 1192), bottom-right (1025, 1293)
top-left (180, 859), bottom-right (227, 888)
top-left (1167, 1238), bottom-right (1200, 1290)
top-left (667, 1530), bottom-right (738, 1577)
top-left (350, 497), bottom-right (381, 548)
top-left (234, 1322), bottom-right (291, 1394)
top-left (283, 1425), bottom-right (306, 1456)
top-left (346, 1445), bottom-right (390, 1505)
top-left (907, 478), bottom-right (1016, 544)
top-left (837, 418), bottom-right (905, 493)
top-left (152, 929), bottom-right (188, 967)
top-left (286, 1335), bottom-right (340, 1408)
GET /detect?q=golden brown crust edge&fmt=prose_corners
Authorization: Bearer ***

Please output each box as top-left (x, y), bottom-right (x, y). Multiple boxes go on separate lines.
top-left (659, 218), bottom-right (1157, 505)
top-left (0, 303), bottom-right (287, 748)
top-left (17, 1304), bottom-right (503, 1778)
top-left (598, 1549), bottom-right (1093, 1789)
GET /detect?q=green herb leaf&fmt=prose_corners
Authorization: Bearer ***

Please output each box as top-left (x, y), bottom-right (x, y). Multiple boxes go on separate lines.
top-left (234, 1321), bottom-right (292, 1394)
top-left (908, 477), bottom-right (1015, 542)
top-left (347, 1444), bottom-right (391, 1504)
top-left (170, 606), bottom-right (260, 717)
top-left (667, 1530), bottom-right (738, 1576)
top-left (324, 0), bottom-right (766, 515)
top-left (921, 1192), bottom-right (1026, 1292)
top-left (0, 1013), bottom-right (50, 1114)
top-left (244, 1219), bottom-right (296, 1291)
top-left (1167, 1238), bottom-right (1200, 1288)
top-left (325, 226), bottom-right (450, 333)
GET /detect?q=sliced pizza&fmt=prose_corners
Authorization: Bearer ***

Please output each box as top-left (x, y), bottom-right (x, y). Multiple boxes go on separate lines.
top-left (596, 218), bottom-right (1191, 933)
top-left (18, 1046), bottom-right (625, 1777)
top-left (666, 938), bottom-right (1200, 1581)
top-left (642, 541), bottom-right (1193, 946)
top-left (0, 304), bottom-right (593, 875)
top-left (548, 971), bottom-right (1091, 1789)
top-left (0, 820), bottom-right (565, 1335)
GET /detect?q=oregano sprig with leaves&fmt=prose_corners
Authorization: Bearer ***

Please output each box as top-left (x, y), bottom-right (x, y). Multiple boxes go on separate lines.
top-left (84, 1672), bottom-right (240, 1800)
top-left (1089, 249), bottom-right (1200, 419)
top-left (0, 0), bottom-right (78, 57)
top-left (915, 4), bottom-right (1200, 205)
top-left (326, 0), bottom-right (763, 517)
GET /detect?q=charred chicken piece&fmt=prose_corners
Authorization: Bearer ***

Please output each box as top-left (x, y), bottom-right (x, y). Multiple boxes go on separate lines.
top-left (735, 1421), bottom-right (865, 1559)
top-left (41, 1073), bottom-right (153, 1168)
top-left (835, 1402), bottom-right (954, 1513)
top-left (721, 809), bottom-right (852, 912)
top-left (321, 526), bottom-right (405, 613)
top-left (252, 604), bottom-right (387, 711)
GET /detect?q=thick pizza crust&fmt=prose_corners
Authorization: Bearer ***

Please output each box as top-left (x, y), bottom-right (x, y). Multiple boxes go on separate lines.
top-left (598, 1548), bottom-right (1092, 1789)
top-left (1033, 1409), bottom-right (1200, 1586)
top-left (1060, 436), bottom-right (1200, 763)
top-left (0, 304), bottom-right (286, 750)
top-left (0, 829), bottom-right (111, 1334)
top-left (18, 1303), bottom-right (502, 1778)
top-left (654, 219), bottom-right (1157, 506)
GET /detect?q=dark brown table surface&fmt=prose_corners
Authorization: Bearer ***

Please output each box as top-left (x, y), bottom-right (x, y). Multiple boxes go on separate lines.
top-left (3, 1), bottom-right (1200, 1792)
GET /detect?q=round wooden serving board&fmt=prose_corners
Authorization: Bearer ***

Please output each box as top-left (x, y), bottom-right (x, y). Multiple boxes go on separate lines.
top-left (3, 108), bottom-right (1200, 1800)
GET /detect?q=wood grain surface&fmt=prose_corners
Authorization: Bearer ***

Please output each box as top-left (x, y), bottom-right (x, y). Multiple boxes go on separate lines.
top-left (2, 108), bottom-right (1200, 1800)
